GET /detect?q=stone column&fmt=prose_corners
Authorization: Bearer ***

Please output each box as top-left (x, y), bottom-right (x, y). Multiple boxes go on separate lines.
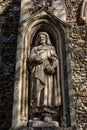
top-left (12, 0), bottom-right (34, 128)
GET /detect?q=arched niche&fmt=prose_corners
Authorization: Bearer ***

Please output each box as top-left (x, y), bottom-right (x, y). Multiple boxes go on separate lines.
top-left (12, 17), bottom-right (70, 128)
top-left (25, 20), bottom-right (61, 58)
top-left (21, 18), bottom-right (68, 125)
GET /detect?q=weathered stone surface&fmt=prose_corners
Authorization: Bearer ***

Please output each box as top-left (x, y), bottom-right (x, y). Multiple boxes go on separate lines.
top-left (65, 0), bottom-right (87, 129)
top-left (20, 0), bottom-right (66, 23)
top-left (0, 1), bottom-right (21, 130)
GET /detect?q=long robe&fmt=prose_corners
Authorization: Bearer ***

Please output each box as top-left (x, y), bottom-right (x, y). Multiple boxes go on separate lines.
top-left (28, 44), bottom-right (61, 116)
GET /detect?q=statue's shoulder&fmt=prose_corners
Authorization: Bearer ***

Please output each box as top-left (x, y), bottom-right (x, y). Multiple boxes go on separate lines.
top-left (48, 45), bottom-right (55, 50)
top-left (31, 46), bottom-right (37, 51)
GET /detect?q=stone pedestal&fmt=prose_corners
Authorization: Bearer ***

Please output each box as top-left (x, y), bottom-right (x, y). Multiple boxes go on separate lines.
top-left (10, 126), bottom-right (72, 130)
top-left (28, 119), bottom-right (59, 128)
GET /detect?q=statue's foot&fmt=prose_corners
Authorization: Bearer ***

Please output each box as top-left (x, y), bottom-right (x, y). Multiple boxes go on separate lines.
top-left (33, 117), bottom-right (40, 121)
top-left (43, 113), bottom-right (59, 127)
top-left (49, 120), bottom-right (59, 127)
top-left (43, 114), bottom-right (52, 122)
top-left (28, 114), bottom-right (59, 127)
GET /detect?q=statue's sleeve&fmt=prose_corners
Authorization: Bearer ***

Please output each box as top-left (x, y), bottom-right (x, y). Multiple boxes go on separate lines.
top-left (50, 46), bottom-right (59, 69)
top-left (27, 47), bottom-right (37, 71)
top-left (29, 47), bottom-right (37, 62)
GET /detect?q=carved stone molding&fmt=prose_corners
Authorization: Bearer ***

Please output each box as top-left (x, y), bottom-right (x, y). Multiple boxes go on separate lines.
top-left (81, 0), bottom-right (87, 23)
top-left (10, 126), bottom-right (73, 130)
top-left (20, 0), bottom-right (66, 23)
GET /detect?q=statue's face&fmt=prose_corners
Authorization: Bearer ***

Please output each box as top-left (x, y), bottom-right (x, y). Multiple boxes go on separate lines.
top-left (38, 34), bottom-right (46, 45)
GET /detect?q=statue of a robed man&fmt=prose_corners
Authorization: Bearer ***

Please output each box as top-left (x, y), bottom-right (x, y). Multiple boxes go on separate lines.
top-left (27, 32), bottom-right (61, 122)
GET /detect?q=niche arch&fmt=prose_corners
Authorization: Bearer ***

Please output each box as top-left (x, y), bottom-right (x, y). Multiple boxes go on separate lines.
top-left (20, 18), bottom-right (69, 126)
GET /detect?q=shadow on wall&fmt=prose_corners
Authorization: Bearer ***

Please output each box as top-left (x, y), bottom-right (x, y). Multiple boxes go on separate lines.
top-left (0, 0), bottom-right (21, 130)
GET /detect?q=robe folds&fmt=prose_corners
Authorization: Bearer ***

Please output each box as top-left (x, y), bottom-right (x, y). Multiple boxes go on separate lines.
top-left (28, 44), bottom-right (61, 116)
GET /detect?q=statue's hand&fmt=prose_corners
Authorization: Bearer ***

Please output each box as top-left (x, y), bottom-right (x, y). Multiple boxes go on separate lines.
top-left (50, 66), bottom-right (55, 73)
top-left (34, 56), bottom-right (43, 64)
top-left (45, 65), bottom-right (55, 75)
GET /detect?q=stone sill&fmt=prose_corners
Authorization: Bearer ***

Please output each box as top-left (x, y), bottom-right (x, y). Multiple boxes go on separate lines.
top-left (33, 127), bottom-right (72, 130)
top-left (10, 127), bottom-right (73, 130)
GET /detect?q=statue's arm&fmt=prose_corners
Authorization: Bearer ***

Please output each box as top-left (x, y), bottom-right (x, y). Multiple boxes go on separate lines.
top-left (29, 48), bottom-right (37, 62)
top-left (29, 47), bottom-right (43, 64)
top-left (50, 47), bottom-right (59, 69)
top-left (47, 56), bottom-right (58, 74)
top-left (45, 47), bottom-right (58, 75)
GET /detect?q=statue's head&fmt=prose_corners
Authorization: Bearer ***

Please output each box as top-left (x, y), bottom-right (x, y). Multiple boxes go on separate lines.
top-left (35, 32), bottom-right (52, 46)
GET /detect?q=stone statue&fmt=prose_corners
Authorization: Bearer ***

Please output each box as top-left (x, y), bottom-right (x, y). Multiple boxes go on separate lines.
top-left (28, 32), bottom-right (61, 122)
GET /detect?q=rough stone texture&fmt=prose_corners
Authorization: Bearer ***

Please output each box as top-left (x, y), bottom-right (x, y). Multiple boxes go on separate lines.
top-left (0, 0), bottom-right (12, 14)
top-left (0, 1), bottom-right (21, 130)
top-left (65, 0), bottom-right (87, 129)
top-left (0, 0), bottom-right (87, 130)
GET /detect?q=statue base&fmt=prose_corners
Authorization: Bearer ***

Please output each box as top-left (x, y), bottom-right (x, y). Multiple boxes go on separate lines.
top-left (9, 126), bottom-right (73, 130)
top-left (28, 119), bottom-right (59, 128)
top-left (28, 113), bottom-right (59, 128)
top-left (10, 112), bottom-right (74, 130)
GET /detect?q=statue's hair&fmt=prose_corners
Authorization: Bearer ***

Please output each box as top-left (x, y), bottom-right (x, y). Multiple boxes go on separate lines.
top-left (35, 32), bottom-right (52, 46)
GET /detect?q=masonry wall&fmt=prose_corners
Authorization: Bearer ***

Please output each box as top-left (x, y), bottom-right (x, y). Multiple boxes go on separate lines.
top-left (0, 1), bottom-right (21, 130)
top-left (66, 0), bottom-right (87, 129)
